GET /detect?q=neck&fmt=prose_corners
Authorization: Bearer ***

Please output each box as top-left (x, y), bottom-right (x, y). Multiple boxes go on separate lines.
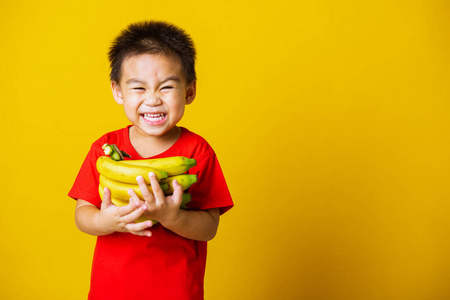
top-left (129, 126), bottom-right (182, 158)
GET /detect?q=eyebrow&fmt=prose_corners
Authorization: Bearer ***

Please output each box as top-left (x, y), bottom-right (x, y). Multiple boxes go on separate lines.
top-left (125, 78), bottom-right (146, 85)
top-left (161, 76), bottom-right (181, 84)
top-left (125, 76), bottom-right (181, 85)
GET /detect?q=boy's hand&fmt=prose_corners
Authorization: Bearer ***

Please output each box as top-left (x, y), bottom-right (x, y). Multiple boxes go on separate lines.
top-left (130, 172), bottom-right (184, 226)
top-left (99, 187), bottom-right (153, 237)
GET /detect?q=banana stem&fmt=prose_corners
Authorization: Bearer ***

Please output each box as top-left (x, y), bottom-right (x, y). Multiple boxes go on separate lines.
top-left (121, 151), bottom-right (131, 158)
top-left (102, 144), bottom-right (113, 155)
top-left (102, 143), bottom-right (131, 161)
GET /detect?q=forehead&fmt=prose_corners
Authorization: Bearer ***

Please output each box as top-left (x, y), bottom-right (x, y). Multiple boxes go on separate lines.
top-left (120, 53), bottom-right (185, 84)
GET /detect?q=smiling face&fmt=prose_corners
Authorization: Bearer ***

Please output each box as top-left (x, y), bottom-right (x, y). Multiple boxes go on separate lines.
top-left (111, 53), bottom-right (196, 143)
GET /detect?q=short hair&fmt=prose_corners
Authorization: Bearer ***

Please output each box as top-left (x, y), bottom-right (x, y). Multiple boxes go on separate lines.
top-left (108, 20), bottom-right (197, 84)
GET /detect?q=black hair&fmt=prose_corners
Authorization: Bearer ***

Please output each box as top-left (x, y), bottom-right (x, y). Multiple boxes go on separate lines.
top-left (108, 20), bottom-right (197, 84)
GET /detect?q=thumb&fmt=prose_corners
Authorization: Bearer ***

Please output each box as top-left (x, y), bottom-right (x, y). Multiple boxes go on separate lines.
top-left (171, 179), bottom-right (183, 205)
top-left (101, 186), bottom-right (113, 209)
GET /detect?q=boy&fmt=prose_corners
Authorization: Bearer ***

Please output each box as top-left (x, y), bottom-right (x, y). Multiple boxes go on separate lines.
top-left (69, 21), bottom-right (233, 300)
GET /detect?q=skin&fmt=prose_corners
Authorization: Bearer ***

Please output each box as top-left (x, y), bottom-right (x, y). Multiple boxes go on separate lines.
top-left (74, 53), bottom-right (220, 241)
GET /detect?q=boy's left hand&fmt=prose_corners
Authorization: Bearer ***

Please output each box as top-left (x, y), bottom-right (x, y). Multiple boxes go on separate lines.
top-left (128, 172), bottom-right (184, 226)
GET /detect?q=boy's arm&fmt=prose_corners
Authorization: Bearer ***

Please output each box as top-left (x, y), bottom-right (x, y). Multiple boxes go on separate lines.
top-left (131, 173), bottom-right (220, 241)
top-left (163, 208), bottom-right (220, 242)
top-left (74, 188), bottom-right (153, 237)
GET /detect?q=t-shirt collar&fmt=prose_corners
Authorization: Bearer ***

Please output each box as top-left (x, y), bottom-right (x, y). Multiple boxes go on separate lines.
top-left (121, 125), bottom-right (186, 159)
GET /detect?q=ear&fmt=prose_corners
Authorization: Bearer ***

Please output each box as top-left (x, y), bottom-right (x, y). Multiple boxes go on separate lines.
top-left (111, 81), bottom-right (124, 105)
top-left (185, 81), bottom-right (196, 105)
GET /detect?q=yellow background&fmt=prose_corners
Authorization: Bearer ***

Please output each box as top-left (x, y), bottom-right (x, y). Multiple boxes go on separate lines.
top-left (1, 0), bottom-right (449, 299)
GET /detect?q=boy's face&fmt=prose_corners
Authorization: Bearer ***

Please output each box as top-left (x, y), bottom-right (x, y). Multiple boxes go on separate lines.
top-left (111, 53), bottom-right (196, 140)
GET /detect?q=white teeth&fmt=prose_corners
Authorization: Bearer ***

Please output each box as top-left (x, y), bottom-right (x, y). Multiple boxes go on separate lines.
top-left (143, 114), bottom-right (165, 121)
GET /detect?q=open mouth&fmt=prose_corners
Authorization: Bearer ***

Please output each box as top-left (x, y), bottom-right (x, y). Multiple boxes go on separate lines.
top-left (142, 113), bottom-right (167, 125)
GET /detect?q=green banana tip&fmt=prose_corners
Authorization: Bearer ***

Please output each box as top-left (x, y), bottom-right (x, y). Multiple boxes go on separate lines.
top-left (161, 183), bottom-right (169, 190)
top-left (182, 193), bottom-right (191, 204)
top-left (187, 158), bottom-right (197, 167)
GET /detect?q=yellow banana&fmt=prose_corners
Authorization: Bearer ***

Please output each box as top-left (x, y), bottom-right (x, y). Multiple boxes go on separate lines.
top-left (160, 174), bottom-right (198, 195)
top-left (120, 156), bottom-right (196, 176)
top-left (96, 156), bottom-right (168, 184)
top-left (99, 175), bottom-right (169, 201)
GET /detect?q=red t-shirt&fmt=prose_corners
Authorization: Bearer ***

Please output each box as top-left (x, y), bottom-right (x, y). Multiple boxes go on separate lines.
top-left (68, 126), bottom-right (233, 300)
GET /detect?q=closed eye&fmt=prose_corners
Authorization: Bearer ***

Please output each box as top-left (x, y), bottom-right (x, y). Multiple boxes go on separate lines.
top-left (133, 87), bottom-right (145, 91)
top-left (162, 86), bottom-right (174, 90)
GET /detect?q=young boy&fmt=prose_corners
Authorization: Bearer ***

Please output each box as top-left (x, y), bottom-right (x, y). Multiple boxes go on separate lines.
top-left (68, 21), bottom-right (233, 300)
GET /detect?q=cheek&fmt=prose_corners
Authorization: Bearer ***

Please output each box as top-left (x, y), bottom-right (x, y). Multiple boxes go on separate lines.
top-left (166, 94), bottom-right (186, 111)
top-left (170, 102), bottom-right (186, 120)
top-left (123, 108), bottom-right (136, 122)
top-left (174, 105), bottom-right (185, 116)
top-left (122, 102), bottom-right (140, 118)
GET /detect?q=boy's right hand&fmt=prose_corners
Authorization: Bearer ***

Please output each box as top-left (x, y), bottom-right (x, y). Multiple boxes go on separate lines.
top-left (97, 187), bottom-right (153, 237)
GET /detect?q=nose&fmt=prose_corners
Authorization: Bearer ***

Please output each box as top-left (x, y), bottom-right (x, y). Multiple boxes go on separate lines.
top-left (144, 93), bottom-right (162, 106)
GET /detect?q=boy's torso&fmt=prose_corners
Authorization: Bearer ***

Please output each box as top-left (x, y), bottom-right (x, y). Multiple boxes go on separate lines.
top-left (69, 125), bottom-right (233, 300)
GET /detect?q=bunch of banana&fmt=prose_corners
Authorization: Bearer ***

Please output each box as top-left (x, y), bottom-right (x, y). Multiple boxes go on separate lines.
top-left (96, 153), bottom-right (198, 223)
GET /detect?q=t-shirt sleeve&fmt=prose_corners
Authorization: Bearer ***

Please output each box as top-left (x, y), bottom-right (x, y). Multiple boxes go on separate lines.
top-left (186, 152), bottom-right (233, 215)
top-left (68, 142), bottom-right (102, 208)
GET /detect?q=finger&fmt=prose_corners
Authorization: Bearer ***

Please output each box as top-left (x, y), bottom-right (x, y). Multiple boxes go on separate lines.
top-left (114, 190), bottom-right (142, 216)
top-left (171, 179), bottom-right (184, 206)
top-left (136, 175), bottom-right (156, 206)
top-left (130, 229), bottom-right (153, 237)
top-left (148, 172), bottom-right (166, 204)
top-left (116, 199), bottom-right (140, 216)
top-left (126, 220), bottom-right (153, 237)
top-left (123, 202), bottom-right (148, 223)
top-left (128, 188), bottom-right (144, 207)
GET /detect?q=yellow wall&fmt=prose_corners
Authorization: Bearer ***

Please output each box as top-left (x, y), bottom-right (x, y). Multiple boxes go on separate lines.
top-left (1, 1), bottom-right (449, 299)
